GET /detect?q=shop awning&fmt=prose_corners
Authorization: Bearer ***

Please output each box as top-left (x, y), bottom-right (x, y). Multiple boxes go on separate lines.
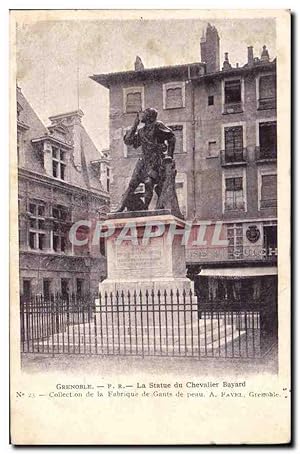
top-left (198, 267), bottom-right (277, 277)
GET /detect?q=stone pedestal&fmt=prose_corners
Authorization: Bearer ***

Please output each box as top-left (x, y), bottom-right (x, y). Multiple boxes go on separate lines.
top-left (96, 211), bottom-right (202, 353)
top-left (99, 210), bottom-right (193, 294)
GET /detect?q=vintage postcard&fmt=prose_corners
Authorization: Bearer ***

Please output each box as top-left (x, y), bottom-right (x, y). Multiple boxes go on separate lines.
top-left (10, 9), bottom-right (291, 445)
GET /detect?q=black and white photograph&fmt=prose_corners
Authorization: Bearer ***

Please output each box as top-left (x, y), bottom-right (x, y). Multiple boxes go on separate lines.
top-left (9, 9), bottom-right (291, 445)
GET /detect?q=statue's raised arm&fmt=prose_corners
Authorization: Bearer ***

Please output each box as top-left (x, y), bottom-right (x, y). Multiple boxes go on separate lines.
top-left (115, 107), bottom-right (183, 218)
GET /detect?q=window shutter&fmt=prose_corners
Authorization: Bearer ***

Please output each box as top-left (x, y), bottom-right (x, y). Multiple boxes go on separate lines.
top-left (259, 75), bottom-right (276, 99)
top-left (166, 87), bottom-right (183, 109)
top-left (261, 174), bottom-right (277, 200)
top-left (259, 122), bottom-right (277, 152)
top-left (126, 92), bottom-right (142, 113)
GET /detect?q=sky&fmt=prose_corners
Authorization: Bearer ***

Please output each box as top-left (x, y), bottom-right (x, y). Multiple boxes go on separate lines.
top-left (16, 16), bottom-right (276, 152)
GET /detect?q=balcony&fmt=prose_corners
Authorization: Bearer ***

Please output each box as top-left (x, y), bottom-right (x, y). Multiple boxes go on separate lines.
top-left (255, 146), bottom-right (277, 162)
top-left (220, 148), bottom-right (247, 166)
top-left (258, 97), bottom-right (276, 110)
top-left (223, 102), bottom-right (243, 115)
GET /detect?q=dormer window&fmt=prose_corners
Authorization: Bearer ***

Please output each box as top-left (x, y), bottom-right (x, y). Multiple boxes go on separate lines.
top-left (52, 146), bottom-right (66, 180)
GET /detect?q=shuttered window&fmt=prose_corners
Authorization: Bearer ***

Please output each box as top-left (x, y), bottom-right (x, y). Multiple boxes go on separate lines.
top-left (168, 125), bottom-right (184, 153)
top-left (261, 174), bottom-right (277, 208)
top-left (166, 87), bottom-right (183, 109)
top-left (259, 74), bottom-right (276, 99)
top-left (259, 122), bottom-right (277, 158)
top-left (126, 92), bottom-right (142, 113)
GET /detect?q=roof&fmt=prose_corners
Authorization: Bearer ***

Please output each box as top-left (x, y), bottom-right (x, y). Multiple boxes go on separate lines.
top-left (90, 59), bottom-right (276, 88)
top-left (90, 62), bottom-right (206, 88)
top-left (199, 59), bottom-right (276, 82)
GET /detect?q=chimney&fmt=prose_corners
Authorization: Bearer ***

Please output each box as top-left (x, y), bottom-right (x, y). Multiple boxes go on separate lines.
top-left (247, 46), bottom-right (254, 65)
top-left (261, 45), bottom-right (270, 62)
top-left (134, 56), bottom-right (144, 71)
top-left (222, 52), bottom-right (232, 71)
top-left (200, 23), bottom-right (220, 73)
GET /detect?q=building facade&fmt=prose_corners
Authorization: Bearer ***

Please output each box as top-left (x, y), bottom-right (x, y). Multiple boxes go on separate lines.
top-left (17, 87), bottom-right (110, 298)
top-left (90, 24), bottom-right (277, 302)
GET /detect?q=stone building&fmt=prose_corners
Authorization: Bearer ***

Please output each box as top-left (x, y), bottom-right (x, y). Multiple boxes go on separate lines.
top-left (17, 87), bottom-right (110, 298)
top-left (90, 23), bottom-right (277, 303)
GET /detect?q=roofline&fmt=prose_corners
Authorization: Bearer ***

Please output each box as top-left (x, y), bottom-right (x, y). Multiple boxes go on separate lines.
top-left (18, 167), bottom-right (110, 200)
top-left (90, 62), bottom-right (206, 88)
top-left (90, 60), bottom-right (276, 88)
top-left (198, 60), bottom-right (276, 82)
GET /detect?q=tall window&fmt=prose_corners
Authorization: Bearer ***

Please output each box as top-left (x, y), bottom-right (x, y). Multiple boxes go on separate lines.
top-left (227, 224), bottom-right (243, 259)
top-left (23, 279), bottom-right (31, 299)
top-left (225, 177), bottom-right (244, 211)
top-left (52, 146), bottom-right (66, 180)
top-left (52, 205), bottom-right (68, 253)
top-left (260, 174), bottom-right (277, 208)
top-left (263, 225), bottom-right (277, 253)
top-left (224, 126), bottom-right (244, 162)
top-left (224, 79), bottom-right (241, 104)
top-left (258, 121), bottom-right (277, 159)
top-left (61, 279), bottom-right (70, 298)
top-left (28, 202), bottom-right (46, 250)
top-left (76, 278), bottom-right (84, 297)
top-left (100, 237), bottom-right (106, 257)
top-left (223, 79), bottom-right (243, 114)
top-left (167, 124), bottom-right (184, 153)
top-left (258, 74), bottom-right (276, 109)
top-left (43, 279), bottom-right (51, 300)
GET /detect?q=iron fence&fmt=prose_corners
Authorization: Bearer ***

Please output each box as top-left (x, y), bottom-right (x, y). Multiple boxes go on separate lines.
top-left (20, 290), bottom-right (277, 359)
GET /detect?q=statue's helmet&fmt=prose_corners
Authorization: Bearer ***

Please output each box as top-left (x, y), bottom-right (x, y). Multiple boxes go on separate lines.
top-left (142, 107), bottom-right (158, 123)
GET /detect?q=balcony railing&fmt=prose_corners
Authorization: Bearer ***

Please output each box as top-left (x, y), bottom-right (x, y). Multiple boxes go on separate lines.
top-left (255, 146), bottom-right (277, 162)
top-left (220, 148), bottom-right (247, 166)
top-left (223, 101), bottom-right (243, 114)
top-left (258, 97), bottom-right (276, 110)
